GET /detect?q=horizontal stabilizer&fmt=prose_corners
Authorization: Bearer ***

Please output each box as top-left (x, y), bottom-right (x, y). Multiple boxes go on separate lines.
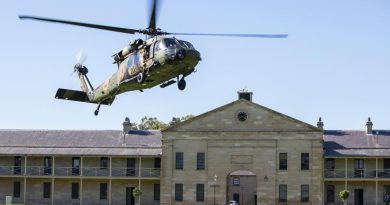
top-left (55, 88), bottom-right (114, 105)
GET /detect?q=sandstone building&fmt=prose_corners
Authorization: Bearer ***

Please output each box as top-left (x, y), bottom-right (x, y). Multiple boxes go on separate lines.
top-left (0, 130), bottom-right (162, 205)
top-left (323, 118), bottom-right (390, 205)
top-left (160, 93), bottom-right (323, 205)
top-left (0, 92), bottom-right (389, 205)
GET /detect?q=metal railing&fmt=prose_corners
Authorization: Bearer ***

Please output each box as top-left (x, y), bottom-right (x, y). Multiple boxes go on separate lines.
top-left (0, 166), bottom-right (24, 175)
top-left (83, 167), bottom-right (109, 177)
top-left (26, 166), bottom-right (52, 176)
top-left (378, 169), bottom-right (390, 178)
top-left (325, 169), bottom-right (378, 179)
top-left (0, 166), bottom-right (160, 177)
top-left (324, 169), bottom-right (345, 178)
top-left (141, 168), bottom-right (161, 177)
top-left (54, 167), bottom-right (80, 176)
top-left (111, 167), bottom-right (138, 177)
top-left (347, 169), bottom-right (376, 178)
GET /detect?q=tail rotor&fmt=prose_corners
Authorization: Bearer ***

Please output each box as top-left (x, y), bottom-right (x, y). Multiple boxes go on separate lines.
top-left (74, 50), bottom-right (89, 75)
top-left (76, 49), bottom-right (88, 65)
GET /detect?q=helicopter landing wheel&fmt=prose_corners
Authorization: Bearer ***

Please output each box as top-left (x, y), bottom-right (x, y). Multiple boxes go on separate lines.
top-left (137, 72), bottom-right (145, 83)
top-left (178, 78), bottom-right (186, 91)
top-left (94, 104), bottom-right (101, 116)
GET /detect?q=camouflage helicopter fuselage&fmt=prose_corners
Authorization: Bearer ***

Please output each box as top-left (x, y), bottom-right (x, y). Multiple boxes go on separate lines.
top-left (20, 0), bottom-right (287, 116)
top-left (56, 36), bottom-right (201, 112)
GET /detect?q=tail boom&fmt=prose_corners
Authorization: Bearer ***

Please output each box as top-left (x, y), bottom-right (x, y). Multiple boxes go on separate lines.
top-left (55, 88), bottom-right (114, 105)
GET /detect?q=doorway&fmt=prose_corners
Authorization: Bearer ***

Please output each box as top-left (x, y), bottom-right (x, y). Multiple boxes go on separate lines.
top-left (127, 158), bottom-right (136, 176)
top-left (354, 189), bottom-right (363, 205)
top-left (227, 170), bottom-right (257, 205)
top-left (233, 193), bottom-right (240, 204)
top-left (72, 157), bottom-right (80, 176)
top-left (126, 187), bottom-right (135, 205)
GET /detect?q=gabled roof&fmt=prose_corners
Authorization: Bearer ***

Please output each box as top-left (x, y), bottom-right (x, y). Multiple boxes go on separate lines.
top-left (0, 130), bottom-right (162, 156)
top-left (164, 99), bottom-right (320, 132)
top-left (324, 130), bottom-right (390, 157)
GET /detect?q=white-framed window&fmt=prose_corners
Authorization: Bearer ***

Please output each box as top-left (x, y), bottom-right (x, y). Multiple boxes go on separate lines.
top-left (233, 177), bottom-right (240, 186)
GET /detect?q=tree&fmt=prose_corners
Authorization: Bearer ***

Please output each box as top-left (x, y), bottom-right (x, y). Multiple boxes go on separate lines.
top-left (171, 114), bottom-right (194, 123)
top-left (129, 115), bottom-right (194, 130)
top-left (138, 116), bottom-right (168, 130)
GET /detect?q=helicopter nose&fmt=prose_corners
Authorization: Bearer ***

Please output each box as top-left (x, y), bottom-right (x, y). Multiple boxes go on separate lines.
top-left (185, 49), bottom-right (201, 62)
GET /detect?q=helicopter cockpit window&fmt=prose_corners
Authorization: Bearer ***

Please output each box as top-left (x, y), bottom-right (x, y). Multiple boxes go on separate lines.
top-left (184, 41), bottom-right (194, 49)
top-left (178, 40), bottom-right (194, 49)
top-left (163, 38), bottom-right (177, 48)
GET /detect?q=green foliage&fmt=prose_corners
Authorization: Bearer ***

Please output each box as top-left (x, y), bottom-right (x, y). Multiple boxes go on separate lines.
top-left (132, 187), bottom-right (142, 197)
top-left (130, 114), bottom-right (194, 130)
top-left (173, 114), bottom-right (194, 123)
top-left (138, 116), bottom-right (168, 130)
top-left (339, 189), bottom-right (350, 202)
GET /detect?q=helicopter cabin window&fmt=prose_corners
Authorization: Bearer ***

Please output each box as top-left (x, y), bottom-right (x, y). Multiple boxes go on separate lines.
top-left (127, 52), bottom-right (141, 68)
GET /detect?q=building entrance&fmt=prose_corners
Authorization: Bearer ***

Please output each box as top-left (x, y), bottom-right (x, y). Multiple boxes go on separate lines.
top-left (126, 187), bottom-right (135, 205)
top-left (227, 170), bottom-right (257, 205)
top-left (354, 189), bottom-right (363, 205)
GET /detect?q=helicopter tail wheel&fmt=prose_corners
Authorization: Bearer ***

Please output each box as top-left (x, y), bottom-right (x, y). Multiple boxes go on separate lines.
top-left (178, 78), bottom-right (186, 91)
top-left (137, 72), bottom-right (145, 83)
top-left (94, 103), bottom-right (101, 116)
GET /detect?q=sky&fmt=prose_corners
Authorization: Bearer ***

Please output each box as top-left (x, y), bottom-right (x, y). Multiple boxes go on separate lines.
top-left (0, 0), bottom-right (389, 130)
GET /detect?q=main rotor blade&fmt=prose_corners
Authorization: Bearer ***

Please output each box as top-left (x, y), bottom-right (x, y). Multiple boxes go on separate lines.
top-left (148, 0), bottom-right (160, 31)
top-left (168, 32), bottom-right (288, 38)
top-left (19, 15), bottom-right (142, 35)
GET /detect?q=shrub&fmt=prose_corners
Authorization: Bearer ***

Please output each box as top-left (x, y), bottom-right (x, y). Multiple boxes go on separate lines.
top-left (339, 189), bottom-right (350, 202)
top-left (133, 187), bottom-right (142, 197)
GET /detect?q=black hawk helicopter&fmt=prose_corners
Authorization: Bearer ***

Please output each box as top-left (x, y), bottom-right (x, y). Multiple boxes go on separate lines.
top-left (19, 0), bottom-right (287, 115)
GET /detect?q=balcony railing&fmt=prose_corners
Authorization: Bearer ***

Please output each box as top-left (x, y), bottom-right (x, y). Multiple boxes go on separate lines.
top-left (325, 169), bottom-right (385, 179)
top-left (141, 168), bottom-right (161, 177)
top-left (0, 166), bottom-right (24, 175)
top-left (83, 167), bottom-right (109, 176)
top-left (347, 169), bottom-right (376, 178)
top-left (26, 166), bottom-right (52, 176)
top-left (324, 169), bottom-right (345, 178)
top-left (0, 166), bottom-right (160, 178)
top-left (55, 167), bottom-right (80, 176)
top-left (110, 168), bottom-right (160, 177)
top-left (378, 169), bottom-right (390, 178)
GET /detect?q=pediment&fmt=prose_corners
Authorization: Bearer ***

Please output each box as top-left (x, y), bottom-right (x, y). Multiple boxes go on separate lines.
top-left (164, 100), bottom-right (320, 132)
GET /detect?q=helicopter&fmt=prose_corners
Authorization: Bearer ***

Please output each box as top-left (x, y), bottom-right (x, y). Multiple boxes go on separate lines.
top-left (19, 0), bottom-right (287, 116)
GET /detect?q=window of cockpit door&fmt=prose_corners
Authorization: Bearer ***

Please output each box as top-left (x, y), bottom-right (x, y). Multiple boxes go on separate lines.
top-left (149, 43), bottom-right (155, 59)
top-left (154, 40), bottom-right (164, 53)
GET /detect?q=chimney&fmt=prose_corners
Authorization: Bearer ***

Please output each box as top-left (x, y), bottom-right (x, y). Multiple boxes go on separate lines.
top-left (366, 117), bottom-right (373, 134)
top-left (123, 117), bottom-right (132, 134)
top-left (317, 117), bottom-right (324, 130)
top-left (170, 117), bottom-right (178, 126)
top-left (237, 90), bottom-right (253, 102)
